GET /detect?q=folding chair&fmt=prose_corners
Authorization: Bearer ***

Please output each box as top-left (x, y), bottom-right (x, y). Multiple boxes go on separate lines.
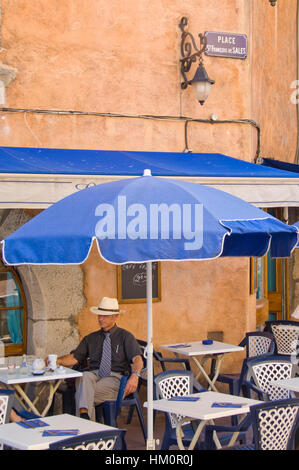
top-left (49, 429), bottom-right (126, 450)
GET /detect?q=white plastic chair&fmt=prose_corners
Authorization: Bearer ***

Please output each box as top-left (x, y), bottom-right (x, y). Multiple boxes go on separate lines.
top-left (0, 389), bottom-right (14, 450)
top-left (265, 320), bottom-right (299, 356)
top-left (243, 356), bottom-right (296, 401)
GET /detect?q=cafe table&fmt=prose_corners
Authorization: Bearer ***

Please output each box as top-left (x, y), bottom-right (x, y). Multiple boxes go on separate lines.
top-left (269, 376), bottom-right (299, 392)
top-left (159, 340), bottom-right (244, 391)
top-left (0, 413), bottom-right (117, 450)
top-left (144, 390), bottom-right (261, 450)
top-left (0, 366), bottom-right (82, 417)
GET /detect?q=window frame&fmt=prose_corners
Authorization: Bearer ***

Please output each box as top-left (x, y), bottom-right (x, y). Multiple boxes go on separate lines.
top-left (0, 266), bottom-right (27, 357)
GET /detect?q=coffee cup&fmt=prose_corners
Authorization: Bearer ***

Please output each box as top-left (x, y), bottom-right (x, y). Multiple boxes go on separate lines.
top-left (48, 354), bottom-right (57, 370)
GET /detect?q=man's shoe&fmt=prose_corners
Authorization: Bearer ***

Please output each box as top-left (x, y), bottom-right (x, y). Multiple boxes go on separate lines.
top-left (80, 412), bottom-right (90, 420)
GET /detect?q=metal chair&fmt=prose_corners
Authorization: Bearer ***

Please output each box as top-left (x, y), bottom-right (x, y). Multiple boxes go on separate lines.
top-left (215, 331), bottom-right (275, 395)
top-left (49, 429), bottom-right (127, 450)
top-left (242, 355), bottom-right (296, 401)
top-left (264, 320), bottom-right (299, 357)
top-left (154, 370), bottom-right (204, 450)
top-left (205, 399), bottom-right (299, 450)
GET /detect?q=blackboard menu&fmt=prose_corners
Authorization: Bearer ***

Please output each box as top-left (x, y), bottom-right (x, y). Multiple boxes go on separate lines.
top-left (117, 262), bottom-right (161, 303)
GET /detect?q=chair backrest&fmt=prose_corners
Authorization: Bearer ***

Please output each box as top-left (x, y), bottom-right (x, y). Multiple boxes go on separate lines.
top-left (241, 331), bottom-right (275, 358)
top-left (250, 398), bottom-right (299, 450)
top-left (49, 429), bottom-right (126, 450)
top-left (154, 370), bottom-right (194, 429)
top-left (246, 356), bottom-right (295, 401)
top-left (0, 389), bottom-right (14, 425)
top-left (264, 320), bottom-right (299, 355)
top-left (137, 339), bottom-right (163, 364)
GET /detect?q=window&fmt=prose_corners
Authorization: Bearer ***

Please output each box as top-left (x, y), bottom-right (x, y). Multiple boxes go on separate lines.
top-left (250, 208), bottom-right (290, 322)
top-left (0, 262), bottom-right (27, 356)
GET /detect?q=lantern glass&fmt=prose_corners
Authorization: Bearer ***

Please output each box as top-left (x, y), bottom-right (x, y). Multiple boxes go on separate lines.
top-left (191, 80), bottom-right (211, 104)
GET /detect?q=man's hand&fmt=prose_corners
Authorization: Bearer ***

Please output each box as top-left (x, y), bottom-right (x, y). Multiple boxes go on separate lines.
top-left (124, 373), bottom-right (139, 396)
top-left (45, 353), bottom-right (78, 369)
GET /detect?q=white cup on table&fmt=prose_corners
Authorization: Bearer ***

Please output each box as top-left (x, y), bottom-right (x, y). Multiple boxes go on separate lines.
top-left (48, 354), bottom-right (57, 371)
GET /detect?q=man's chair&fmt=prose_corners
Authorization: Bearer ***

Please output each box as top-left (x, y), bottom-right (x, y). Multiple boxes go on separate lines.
top-left (49, 429), bottom-right (127, 450)
top-left (95, 374), bottom-right (146, 444)
top-left (205, 399), bottom-right (299, 450)
top-left (215, 331), bottom-right (275, 395)
top-left (264, 320), bottom-right (299, 357)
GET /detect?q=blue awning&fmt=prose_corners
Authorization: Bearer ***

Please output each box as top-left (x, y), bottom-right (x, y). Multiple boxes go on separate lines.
top-left (1, 146), bottom-right (299, 177)
top-left (261, 157), bottom-right (299, 174)
top-left (0, 146), bottom-right (299, 209)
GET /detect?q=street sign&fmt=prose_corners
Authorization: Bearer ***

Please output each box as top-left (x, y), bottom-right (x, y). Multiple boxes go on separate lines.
top-left (204, 31), bottom-right (247, 59)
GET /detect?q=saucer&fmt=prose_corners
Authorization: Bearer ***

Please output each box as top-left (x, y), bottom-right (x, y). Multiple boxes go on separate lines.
top-left (32, 369), bottom-right (46, 375)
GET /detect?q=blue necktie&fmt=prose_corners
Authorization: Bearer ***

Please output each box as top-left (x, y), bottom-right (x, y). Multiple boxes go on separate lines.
top-left (98, 332), bottom-right (111, 378)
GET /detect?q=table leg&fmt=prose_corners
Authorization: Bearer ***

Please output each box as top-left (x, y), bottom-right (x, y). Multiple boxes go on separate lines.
top-left (12, 384), bottom-right (41, 416)
top-left (208, 354), bottom-right (225, 390)
top-left (176, 417), bottom-right (216, 450)
top-left (191, 357), bottom-right (217, 391)
top-left (10, 380), bottom-right (62, 417)
top-left (39, 380), bottom-right (62, 417)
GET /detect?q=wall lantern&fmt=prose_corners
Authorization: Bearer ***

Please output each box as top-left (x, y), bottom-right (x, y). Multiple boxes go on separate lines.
top-left (179, 17), bottom-right (215, 105)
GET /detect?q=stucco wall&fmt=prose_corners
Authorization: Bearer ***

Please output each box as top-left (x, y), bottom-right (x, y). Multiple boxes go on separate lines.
top-left (251, 0), bottom-right (298, 162)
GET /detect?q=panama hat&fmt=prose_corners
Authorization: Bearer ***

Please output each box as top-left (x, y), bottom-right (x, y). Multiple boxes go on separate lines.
top-left (90, 297), bottom-right (124, 315)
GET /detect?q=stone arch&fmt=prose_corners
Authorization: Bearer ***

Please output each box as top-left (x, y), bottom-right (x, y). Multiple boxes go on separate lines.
top-left (0, 209), bottom-right (85, 357)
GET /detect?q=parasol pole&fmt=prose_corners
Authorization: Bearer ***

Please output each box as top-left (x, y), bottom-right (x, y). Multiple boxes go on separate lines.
top-left (146, 260), bottom-right (155, 450)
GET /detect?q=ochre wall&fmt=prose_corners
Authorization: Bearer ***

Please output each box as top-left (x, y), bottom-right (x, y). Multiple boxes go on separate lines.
top-left (0, 0), bottom-right (297, 375)
top-left (251, 0), bottom-right (298, 163)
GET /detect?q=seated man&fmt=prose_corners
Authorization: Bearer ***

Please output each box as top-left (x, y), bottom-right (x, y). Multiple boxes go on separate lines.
top-left (51, 297), bottom-right (143, 421)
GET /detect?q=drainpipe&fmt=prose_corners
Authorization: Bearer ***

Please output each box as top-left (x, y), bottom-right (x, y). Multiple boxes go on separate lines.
top-left (281, 207), bottom-right (289, 320)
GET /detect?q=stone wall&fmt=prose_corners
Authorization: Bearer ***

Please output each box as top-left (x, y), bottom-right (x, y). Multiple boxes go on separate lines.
top-left (0, 209), bottom-right (85, 357)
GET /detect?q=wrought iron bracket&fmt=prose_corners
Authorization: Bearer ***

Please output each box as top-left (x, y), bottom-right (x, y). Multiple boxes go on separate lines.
top-left (179, 17), bottom-right (207, 89)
